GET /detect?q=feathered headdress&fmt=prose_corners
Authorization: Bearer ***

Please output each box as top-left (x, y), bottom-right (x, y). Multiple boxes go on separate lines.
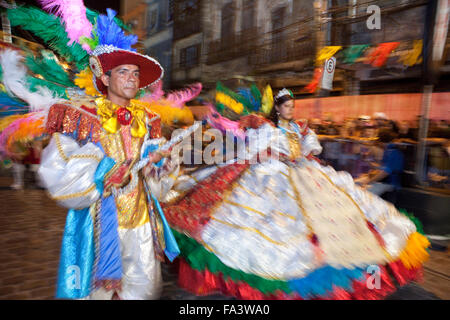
top-left (6, 1), bottom-right (163, 98)
top-left (205, 82), bottom-right (275, 137)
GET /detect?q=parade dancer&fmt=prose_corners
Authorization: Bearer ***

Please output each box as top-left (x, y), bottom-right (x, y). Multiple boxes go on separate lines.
top-left (161, 86), bottom-right (430, 300)
top-left (0, 2), bottom-right (186, 299)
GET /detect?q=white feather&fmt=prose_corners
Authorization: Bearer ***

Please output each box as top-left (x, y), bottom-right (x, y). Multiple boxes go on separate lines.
top-left (0, 49), bottom-right (60, 113)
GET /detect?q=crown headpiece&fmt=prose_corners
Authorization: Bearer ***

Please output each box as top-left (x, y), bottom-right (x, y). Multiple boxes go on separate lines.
top-left (275, 88), bottom-right (293, 100)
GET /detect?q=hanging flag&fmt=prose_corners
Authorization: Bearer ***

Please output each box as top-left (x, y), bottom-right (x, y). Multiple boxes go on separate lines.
top-left (364, 42), bottom-right (400, 67)
top-left (303, 67), bottom-right (323, 93)
top-left (341, 44), bottom-right (370, 64)
top-left (316, 46), bottom-right (342, 66)
top-left (399, 40), bottom-right (423, 67)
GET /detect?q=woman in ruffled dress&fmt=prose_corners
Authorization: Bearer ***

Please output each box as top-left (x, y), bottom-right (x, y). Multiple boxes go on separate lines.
top-left (162, 88), bottom-right (430, 300)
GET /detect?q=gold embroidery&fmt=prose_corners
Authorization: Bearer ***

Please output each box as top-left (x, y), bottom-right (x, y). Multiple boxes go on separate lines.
top-left (52, 184), bottom-right (97, 200)
top-left (211, 217), bottom-right (286, 246)
top-left (286, 167), bottom-right (315, 235)
top-left (69, 154), bottom-right (103, 162)
top-left (314, 169), bottom-right (393, 261)
top-left (115, 179), bottom-right (150, 229)
top-left (54, 133), bottom-right (70, 162)
top-left (285, 131), bottom-right (302, 160)
top-left (273, 210), bottom-right (297, 221)
top-left (223, 199), bottom-right (266, 218)
top-left (236, 181), bottom-right (258, 197)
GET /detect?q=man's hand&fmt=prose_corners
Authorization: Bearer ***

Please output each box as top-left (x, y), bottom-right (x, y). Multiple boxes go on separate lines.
top-left (148, 150), bottom-right (171, 164)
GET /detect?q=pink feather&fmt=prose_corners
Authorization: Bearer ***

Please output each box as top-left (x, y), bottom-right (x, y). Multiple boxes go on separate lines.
top-left (141, 80), bottom-right (165, 103)
top-left (204, 104), bottom-right (245, 140)
top-left (39, 0), bottom-right (93, 52)
top-left (0, 113), bottom-right (45, 158)
top-left (166, 83), bottom-right (202, 108)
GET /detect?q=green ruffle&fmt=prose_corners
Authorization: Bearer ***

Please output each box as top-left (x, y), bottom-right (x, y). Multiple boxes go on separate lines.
top-left (171, 228), bottom-right (292, 295)
top-left (399, 209), bottom-right (425, 235)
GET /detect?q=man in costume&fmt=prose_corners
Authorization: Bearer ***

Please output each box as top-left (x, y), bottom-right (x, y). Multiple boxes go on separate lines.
top-left (38, 42), bottom-right (183, 299)
top-left (0, 3), bottom-right (183, 299)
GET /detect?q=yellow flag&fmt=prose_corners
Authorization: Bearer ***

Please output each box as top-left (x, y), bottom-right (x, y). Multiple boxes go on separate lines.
top-left (261, 85), bottom-right (274, 115)
top-left (316, 46), bottom-right (342, 66)
top-left (399, 40), bottom-right (423, 67)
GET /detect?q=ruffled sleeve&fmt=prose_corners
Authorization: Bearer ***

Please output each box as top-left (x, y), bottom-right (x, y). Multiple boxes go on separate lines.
top-left (302, 128), bottom-right (323, 157)
top-left (38, 133), bottom-right (104, 209)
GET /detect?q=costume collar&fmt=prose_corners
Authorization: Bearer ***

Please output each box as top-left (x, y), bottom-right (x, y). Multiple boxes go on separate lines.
top-left (95, 97), bottom-right (147, 138)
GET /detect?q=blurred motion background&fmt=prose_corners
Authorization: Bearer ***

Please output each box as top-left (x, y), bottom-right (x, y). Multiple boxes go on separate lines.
top-left (0, 0), bottom-right (448, 299)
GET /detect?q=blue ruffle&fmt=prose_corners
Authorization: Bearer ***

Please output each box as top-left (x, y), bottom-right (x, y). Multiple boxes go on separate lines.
top-left (56, 208), bottom-right (95, 299)
top-left (94, 195), bottom-right (123, 281)
top-left (288, 265), bottom-right (365, 298)
top-left (150, 193), bottom-right (180, 262)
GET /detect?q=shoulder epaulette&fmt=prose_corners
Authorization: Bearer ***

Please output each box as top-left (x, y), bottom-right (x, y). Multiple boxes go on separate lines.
top-left (46, 101), bottom-right (102, 143)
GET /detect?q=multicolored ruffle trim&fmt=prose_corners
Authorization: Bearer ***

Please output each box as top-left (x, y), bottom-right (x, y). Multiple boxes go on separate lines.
top-left (172, 228), bottom-right (430, 300)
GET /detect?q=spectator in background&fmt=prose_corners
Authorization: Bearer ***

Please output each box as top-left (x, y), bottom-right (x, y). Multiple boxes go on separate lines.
top-left (340, 117), bottom-right (358, 137)
top-left (398, 120), bottom-right (414, 140)
top-left (309, 118), bottom-right (325, 134)
top-left (408, 116), bottom-right (421, 140)
top-left (373, 112), bottom-right (388, 129)
top-left (354, 115), bottom-right (368, 138)
top-left (355, 128), bottom-right (404, 196)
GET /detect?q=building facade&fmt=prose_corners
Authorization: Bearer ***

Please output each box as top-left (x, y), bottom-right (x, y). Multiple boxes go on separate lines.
top-left (122, 0), bottom-right (449, 96)
top-left (121, 0), bottom-right (174, 88)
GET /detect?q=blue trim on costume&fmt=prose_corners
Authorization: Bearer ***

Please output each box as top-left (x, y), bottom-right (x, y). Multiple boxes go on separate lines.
top-left (94, 195), bottom-right (123, 281)
top-left (56, 208), bottom-right (95, 299)
top-left (94, 156), bottom-right (116, 194)
top-left (93, 142), bottom-right (123, 282)
top-left (288, 265), bottom-right (365, 298)
top-left (150, 192), bottom-right (180, 262)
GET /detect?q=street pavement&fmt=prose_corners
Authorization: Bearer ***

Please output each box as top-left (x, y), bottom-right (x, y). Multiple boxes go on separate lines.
top-left (0, 170), bottom-right (447, 300)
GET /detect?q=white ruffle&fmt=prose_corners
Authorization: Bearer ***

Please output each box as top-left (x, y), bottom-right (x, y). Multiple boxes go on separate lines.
top-left (38, 133), bottom-right (103, 209)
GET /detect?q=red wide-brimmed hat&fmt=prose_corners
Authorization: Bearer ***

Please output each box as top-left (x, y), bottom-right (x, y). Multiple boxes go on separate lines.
top-left (89, 45), bottom-right (164, 95)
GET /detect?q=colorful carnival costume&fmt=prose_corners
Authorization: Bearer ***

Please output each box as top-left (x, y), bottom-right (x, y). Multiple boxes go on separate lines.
top-left (0, 1), bottom-right (201, 299)
top-left (161, 85), bottom-right (430, 300)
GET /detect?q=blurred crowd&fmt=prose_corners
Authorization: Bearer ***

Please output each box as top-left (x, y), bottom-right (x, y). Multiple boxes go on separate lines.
top-left (309, 113), bottom-right (450, 140)
top-left (311, 113), bottom-right (450, 190)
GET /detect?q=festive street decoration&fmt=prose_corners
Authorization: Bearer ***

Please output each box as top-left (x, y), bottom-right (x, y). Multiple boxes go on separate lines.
top-left (399, 40), bottom-right (423, 67)
top-left (316, 46), bottom-right (342, 66)
top-left (363, 42), bottom-right (400, 67)
top-left (341, 45), bottom-right (370, 64)
top-left (304, 67), bottom-right (323, 93)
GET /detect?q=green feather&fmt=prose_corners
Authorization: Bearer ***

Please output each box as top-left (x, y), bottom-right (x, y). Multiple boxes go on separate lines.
top-left (399, 209), bottom-right (425, 235)
top-left (7, 6), bottom-right (89, 71)
top-left (25, 53), bottom-right (74, 87)
top-left (216, 82), bottom-right (251, 115)
top-left (27, 76), bottom-right (69, 100)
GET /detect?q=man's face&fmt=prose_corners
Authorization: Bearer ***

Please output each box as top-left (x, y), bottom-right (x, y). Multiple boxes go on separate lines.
top-left (101, 64), bottom-right (140, 102)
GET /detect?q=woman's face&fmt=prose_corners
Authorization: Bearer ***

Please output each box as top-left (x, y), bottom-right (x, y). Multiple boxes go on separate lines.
top-left (276, 99), bottom-right (294, 121)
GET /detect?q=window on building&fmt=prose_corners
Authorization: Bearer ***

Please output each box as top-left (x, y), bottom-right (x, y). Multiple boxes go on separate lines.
top-left (221, 2), bottom-right (235, 39)
top-left (180, 44), bottom-right (201, 68)
top-left (272, 6), bottom-right (286, 42)
top-left (147, 5), bottom-right (159, 33)
top-left (241, 0), bottom-right (255, 31)
top-left (272, 6), bottom-right (286, 32)
top-left (167, 0), bottom-right (174, 23)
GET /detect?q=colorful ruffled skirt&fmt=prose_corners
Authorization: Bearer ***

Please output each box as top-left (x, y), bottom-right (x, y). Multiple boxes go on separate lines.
top-left (162, 158), bottom-right (430, 300)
